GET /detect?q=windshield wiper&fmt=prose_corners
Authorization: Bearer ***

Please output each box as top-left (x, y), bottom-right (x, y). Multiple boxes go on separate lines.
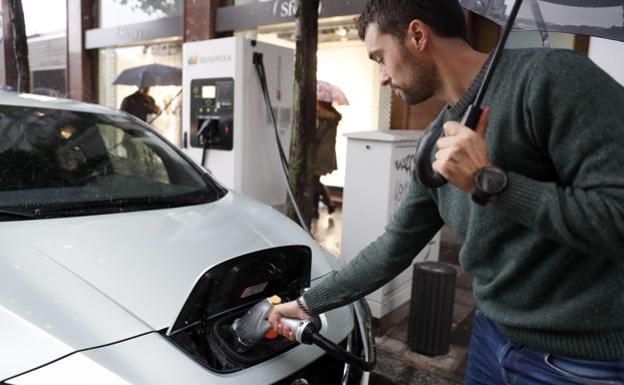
top-left (31, 192), bottom-right (211, 218)
top-left (0, 208), bottom-right (37, 220)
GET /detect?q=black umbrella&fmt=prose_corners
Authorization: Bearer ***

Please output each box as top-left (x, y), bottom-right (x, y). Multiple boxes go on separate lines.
top-left (112, 63), bottom-right (182, 88)
top-left (416, 0), bottom-right (624, 187)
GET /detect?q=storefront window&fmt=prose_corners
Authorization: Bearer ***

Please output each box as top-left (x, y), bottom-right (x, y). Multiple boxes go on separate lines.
top-left (22, 0), bottom-right (67, 97)
top-left (99, 0), bottom-right (183, 28)
top-left (98, 43), bottom-right (183, 146)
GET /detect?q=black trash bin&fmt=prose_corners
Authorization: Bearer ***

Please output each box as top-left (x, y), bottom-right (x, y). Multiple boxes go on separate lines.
top-left (407, 261), bottom-right (456, 356)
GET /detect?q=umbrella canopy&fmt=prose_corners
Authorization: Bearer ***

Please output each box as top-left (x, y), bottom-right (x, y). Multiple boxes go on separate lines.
top-left (317, 81), bottom-right (350, 105)
top-left (459, 0), bottom-right (624, 43)
top-left (113, 64), bottom-right (182, 88)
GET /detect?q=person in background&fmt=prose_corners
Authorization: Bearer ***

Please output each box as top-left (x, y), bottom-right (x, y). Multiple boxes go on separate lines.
top-left (119, 86), bottom-right (160, 122)
top-left (311, 81), bottom-right (350, 223)
top-left (312, 98), bottom-right (340, 220)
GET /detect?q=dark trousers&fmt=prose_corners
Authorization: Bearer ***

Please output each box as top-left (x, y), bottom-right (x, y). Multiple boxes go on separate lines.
top-left (465, 310), bottom-right (624, 384)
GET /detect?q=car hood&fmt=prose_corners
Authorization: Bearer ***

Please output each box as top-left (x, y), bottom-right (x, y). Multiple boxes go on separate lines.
top-left (0, 192), bottom-right (333, 380)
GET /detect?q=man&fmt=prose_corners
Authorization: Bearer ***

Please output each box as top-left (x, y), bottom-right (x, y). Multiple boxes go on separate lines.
top-left (119, 86), bottom-right (160, 122)
top-left (270, 0), bottom-right (624, 383)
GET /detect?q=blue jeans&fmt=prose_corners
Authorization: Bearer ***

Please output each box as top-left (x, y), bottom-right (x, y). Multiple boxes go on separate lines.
top-left (465, 310), bottom-right (624, 384)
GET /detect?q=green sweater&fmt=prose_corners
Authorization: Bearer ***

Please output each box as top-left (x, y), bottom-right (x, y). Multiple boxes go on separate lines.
top-left (304, 48), bottom-right (624, 360)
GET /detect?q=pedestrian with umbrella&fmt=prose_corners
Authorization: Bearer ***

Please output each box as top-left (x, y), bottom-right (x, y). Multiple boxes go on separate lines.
top-left (113, 63), bottom-right (182, 122)
top-left (311, 81), bottom-right (350, 221)
top-left (119, 86), bottom-right (160, 122)
top-left (269, 0), bottom-right (624, 383)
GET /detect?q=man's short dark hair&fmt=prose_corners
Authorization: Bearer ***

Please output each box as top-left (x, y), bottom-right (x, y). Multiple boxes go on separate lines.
top-left (357, 0), bottom-right (467, 41)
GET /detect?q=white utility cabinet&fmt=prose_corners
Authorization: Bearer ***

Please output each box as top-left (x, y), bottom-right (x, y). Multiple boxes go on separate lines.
top-left (341, 130), bottom-right (440, 319)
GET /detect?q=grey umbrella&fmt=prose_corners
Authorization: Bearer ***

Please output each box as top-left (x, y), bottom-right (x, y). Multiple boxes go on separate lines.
top-left (460, 0), bottom-right (624, 44)
top-left (112, 63), bottom-right (182, 88)
top-left (416, 0), bottom-right (624, 188)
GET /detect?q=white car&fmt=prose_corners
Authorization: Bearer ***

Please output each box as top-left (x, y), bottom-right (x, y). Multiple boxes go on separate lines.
top-left (0, 92), bottom-right (374, 385)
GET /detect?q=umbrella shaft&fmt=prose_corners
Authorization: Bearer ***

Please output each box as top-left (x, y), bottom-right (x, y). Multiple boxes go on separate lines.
top-left (474, 0), bottom-right (525, 107)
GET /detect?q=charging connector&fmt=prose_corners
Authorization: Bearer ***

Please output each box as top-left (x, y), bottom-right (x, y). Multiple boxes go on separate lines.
top-left (280, 317), bottom-right (375, 372)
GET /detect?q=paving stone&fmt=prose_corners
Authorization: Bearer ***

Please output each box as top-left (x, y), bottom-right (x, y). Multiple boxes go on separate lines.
top-left (450, 309), bottom-right (474, 347)
top-left (376, 302), bottom-right (410, 335)
top-left (454, 287), bottom-right (475, 307)
top-left (455, 270), bottom-right (473, 290)
top-left (452, 301), bottom-right (475, 327)
top-left (388, 325), bottom-right (408, 343)
top-left (373, 349), bottom-right (462, 385)
top-left (379, 337), bottom-right (408, 355)
top-left (401, 345), bottom-right (468, 382)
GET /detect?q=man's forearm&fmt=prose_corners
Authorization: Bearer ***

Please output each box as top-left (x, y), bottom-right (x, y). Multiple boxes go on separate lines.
top-left (303, 226), bottom-right (439, 314)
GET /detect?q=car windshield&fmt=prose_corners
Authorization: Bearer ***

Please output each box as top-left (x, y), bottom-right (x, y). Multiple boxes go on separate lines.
top-left (0, 105), bottom-right (225, 219)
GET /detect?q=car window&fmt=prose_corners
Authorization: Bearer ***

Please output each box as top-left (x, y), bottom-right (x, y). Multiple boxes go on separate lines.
top-left (0, 106), bottom-right (225, 219)
top-left (97, 123), bottom-right (170, 184)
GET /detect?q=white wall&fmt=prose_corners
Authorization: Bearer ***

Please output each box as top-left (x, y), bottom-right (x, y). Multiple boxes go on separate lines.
top-left (317, 40), bottom-right (380, 187)
top-left (588, 37), bottom-right (624, 87)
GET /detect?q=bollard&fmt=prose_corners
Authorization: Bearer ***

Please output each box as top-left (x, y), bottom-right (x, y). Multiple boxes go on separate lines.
top-left (407, 261), bottom-right (456, 356)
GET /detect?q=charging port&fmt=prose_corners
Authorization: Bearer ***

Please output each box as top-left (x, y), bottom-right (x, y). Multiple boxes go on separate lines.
top-left (165, 246), bottom-right (311, 373)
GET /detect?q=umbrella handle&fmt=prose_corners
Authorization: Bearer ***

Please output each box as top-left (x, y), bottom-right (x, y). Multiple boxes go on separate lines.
top-left (415, 125), bottom-right (447, 188)
top-left (415, 105), bottom-right (482, 188)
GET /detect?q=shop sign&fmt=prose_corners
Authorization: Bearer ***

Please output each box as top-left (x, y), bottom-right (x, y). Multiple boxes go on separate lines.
top-left (86, 16), bottom-right (182, 50)
top-left (272, 0), bottom-right (323, 19)
top-left (116, 25), bottom-right (143, 41)
top-left (216, 0), bottom-right (366, 33)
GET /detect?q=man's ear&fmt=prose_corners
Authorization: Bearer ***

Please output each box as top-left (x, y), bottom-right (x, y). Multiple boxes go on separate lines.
top-left (406, 19), bottom-right (429, 52)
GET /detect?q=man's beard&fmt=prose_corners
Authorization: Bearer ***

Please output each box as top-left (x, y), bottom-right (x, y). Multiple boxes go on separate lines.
top-left (395, 52), bottom-right (437, 105)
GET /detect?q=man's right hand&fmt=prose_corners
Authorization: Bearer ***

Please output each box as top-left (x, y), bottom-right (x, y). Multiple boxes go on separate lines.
top-left (268, 298), bottom-right (312, 341)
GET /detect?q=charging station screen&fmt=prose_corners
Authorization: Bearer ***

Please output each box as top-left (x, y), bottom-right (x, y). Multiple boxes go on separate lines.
top-left (202, 85), bottom-right (217, 99)
top-left (217, 82), bottom-right (233, 106)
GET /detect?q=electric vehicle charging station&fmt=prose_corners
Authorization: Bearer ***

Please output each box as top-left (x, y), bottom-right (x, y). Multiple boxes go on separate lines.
top-left (182, 37), bottom-right (294, 208)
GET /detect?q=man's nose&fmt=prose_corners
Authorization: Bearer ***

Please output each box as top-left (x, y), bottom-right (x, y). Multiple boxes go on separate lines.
top-left (379, 66), bottom-right (391, 86)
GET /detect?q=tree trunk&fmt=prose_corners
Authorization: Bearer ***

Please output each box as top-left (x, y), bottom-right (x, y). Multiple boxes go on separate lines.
top-left (286, 0), bottom-right (318, 229)
top-left (7, 0), bottom-right (29, 93)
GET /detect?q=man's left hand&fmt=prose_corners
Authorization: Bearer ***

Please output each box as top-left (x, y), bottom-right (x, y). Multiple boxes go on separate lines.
top-left (432, 107), bottom-right (491, 193)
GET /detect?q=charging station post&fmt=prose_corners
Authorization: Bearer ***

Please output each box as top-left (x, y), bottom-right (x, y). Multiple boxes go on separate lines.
top-left (182, 37), bottom-right (294, 210)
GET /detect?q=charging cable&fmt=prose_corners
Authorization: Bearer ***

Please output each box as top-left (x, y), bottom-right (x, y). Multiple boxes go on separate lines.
top-left (280, 317), bottom-right (375, 372)
top-left (252, 51), bottom-right (309, 233)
